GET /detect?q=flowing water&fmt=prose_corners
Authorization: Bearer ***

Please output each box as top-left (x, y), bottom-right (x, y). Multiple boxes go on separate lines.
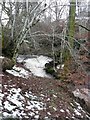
top-left (17, 55), bottom-right (52, 78)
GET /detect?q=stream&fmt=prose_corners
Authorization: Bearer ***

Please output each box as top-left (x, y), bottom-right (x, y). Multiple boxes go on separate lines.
top-left (4, 55), bottom-right (90, 119)
top-left (6, 55), bottom-right (52, 78)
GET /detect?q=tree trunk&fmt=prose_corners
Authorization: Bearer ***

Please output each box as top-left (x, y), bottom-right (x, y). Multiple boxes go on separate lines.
top-left (67, 0), bottom-right (76, 51)
top-left (86, 1), bottom-right (90, 88)
top-left (63, 0), bottom-right (76, 77)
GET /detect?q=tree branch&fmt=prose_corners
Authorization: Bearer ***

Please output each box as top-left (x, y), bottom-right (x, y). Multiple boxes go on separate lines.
top-left (76, 23), bottom-right (90, 31)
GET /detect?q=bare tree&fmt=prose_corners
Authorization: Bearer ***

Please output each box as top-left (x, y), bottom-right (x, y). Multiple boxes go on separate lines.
top-left (1, 0), bottom-right (47, 61)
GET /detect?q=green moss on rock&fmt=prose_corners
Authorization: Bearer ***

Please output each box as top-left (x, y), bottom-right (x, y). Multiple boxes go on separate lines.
top-left (2, 57), bottom-right (15, 72)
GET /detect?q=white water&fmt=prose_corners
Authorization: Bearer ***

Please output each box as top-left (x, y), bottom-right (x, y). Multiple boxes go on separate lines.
top-left (24, 55), bottom-right (52, 78)
top-left (7, 55), bottom-right (52, 78)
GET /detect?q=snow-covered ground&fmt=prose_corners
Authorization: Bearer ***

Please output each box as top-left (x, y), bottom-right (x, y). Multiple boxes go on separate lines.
top-left (1, 85), bottom-right (90, 119)
top-left (6, 55), bottom-right (52, 78)
top-left (6, 65), bottom-right (30, 79)
top-left (1, 86), bottom-right (46, 119)
top-left (2, 55), bottom-right (90, 119)
top-left (0, 56), bottom-right (4, 59)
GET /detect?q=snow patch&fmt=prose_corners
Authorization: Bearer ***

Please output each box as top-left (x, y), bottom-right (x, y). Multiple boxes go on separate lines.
top-left (47, 112), bottom-right (51, 115)
top-left (7, 88), bottom-right (24, 108)
top-left (66, 109), bottom-right (70, 114)
top-left (53, 107), bottom-right (57, 111)
top-left (34, 115), bottom-right (39, 119)
top-left (3, 112), bottom-right (12, 117)
top-left (74, 109), bottom-right (81, 116)
top-left (60, 109), bottom-right (65, 112)
top-left (47, 98), bottom-right (50, 101)
top-left (0, 92), bottom-right (3, 110)
top-left (53, 94), bottom-right (57, 98)
top-left (4, 101), bottom-right (16, 111)
top-left (0, 56), bottom-right (4, 59)
top-left (6, 65), bottom-right (30, 78)
top-left (3, 87), bottom-right (46, 118)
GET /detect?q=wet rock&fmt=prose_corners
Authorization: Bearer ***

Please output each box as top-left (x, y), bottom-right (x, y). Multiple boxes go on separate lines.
top-left (45, 61), bottom-right (60, 78)
top-left (73, 88), bottom-right (90, 113)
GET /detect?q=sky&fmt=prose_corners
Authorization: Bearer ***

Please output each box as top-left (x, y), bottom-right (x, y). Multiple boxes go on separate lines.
top-left (0, 0), bottom-right (89, 25)
top-left (0, 0), bottom-right (89, 2)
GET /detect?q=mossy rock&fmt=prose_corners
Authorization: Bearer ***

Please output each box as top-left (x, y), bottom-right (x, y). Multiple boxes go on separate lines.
top-left (2, 57), bottom-right (15, 72)
top-left (45, 61), bottom-right (60, 79)
top-left (2, 26), bottom-right (15, 59)
top-left (2, 41), bottom-right (15, 59)
top-left (45, 61), bottom-right (56, 75)
top-left (45, 67), bottom-right (55, 75)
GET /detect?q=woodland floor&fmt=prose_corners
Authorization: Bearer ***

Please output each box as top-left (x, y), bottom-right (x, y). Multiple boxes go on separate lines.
top-left (1, 67), bottom-right (90, 120)
top-left (1, 54), bottom-right (90, 120)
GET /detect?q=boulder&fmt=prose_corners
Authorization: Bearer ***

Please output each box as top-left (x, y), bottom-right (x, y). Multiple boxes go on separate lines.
top-left (1, 57), bottom-right (15, 71)
top-left (73, 88), bottom-right (90, 113)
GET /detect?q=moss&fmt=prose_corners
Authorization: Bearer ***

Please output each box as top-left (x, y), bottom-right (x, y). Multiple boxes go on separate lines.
top-left (63, 0), bottom-right (76, 73)
top-left (67, 0), bottom-right (76, 48)
top-left (59, 73), bottom-right (68, 80)
top-left (45, 61), bottom-right (57, 78)
top-left (62, 48), bottom-right (71, 63)
top-left (2, 41), bottom-right (15, 59)
top-left (45, 67), bottom-right (55, 74)
top-left (2, 57), bottom-right (15, 72)
top-left (2, 26), bottom-right (15, 59)
top-left (2, 26), bottom-right (4, 49)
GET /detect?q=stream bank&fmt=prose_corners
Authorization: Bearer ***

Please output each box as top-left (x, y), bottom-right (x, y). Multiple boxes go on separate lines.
top-left (1, 55), bottom-right (90, 119)
top-left (6, 55), bottom-right (53, 79)
top-left (1, 72), bottom-right (90, 120)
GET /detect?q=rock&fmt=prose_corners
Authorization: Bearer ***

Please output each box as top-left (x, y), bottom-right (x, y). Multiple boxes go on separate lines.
top-left (1, 57), bottom-right (15, 71)
top-left (45, 61), bottom-right (59, 78)
top-left (73, 88), bottom-right (90, 113)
